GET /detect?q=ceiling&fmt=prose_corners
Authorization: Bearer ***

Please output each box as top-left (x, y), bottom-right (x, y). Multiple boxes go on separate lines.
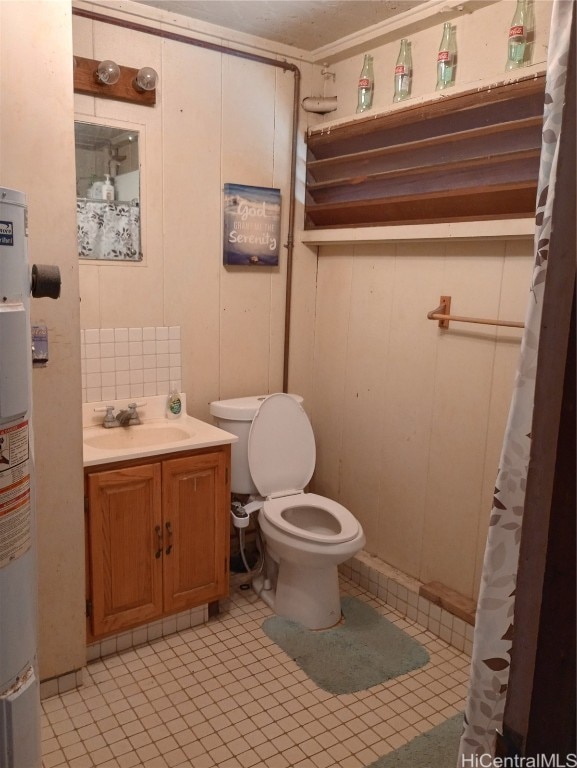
top-left (135, 1), bottom-right (424, 52)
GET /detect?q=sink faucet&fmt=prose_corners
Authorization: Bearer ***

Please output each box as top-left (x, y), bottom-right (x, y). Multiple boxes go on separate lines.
top-left (116, 403), bottom-right (141, 427)
top-left (101, 403), bottom-right (141, 428)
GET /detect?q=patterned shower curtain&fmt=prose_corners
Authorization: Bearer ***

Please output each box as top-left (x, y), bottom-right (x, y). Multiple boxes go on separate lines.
top-left (77, 199), bottom-right (141, 260)
top-left (457, 0), bottom-right (574, 761)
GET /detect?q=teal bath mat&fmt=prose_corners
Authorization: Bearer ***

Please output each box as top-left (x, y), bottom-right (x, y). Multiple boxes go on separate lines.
top-left (262, 595), bottom-right (429, 695)
top-left (368, 713), bottom-right (464, 767)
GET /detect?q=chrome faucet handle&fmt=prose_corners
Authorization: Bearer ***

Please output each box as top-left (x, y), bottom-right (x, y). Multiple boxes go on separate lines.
top-left (126, 403), bottom-right (141, 425)
top-left (93, 404), bottom-right (115, 414)
top-left (95, 405), bottom-right (118, 428)
top-left (103, 405), bottom-right (116, 424)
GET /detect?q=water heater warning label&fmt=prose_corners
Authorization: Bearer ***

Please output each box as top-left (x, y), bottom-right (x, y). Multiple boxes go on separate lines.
top-left (0, 221), bottom-right (14, 246)
top-left (0, 419), bottom-right (31, 568)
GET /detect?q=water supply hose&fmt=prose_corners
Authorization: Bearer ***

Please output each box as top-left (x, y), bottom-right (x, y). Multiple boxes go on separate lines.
top-left (232, 499), bottom-right (266, 580)
top-left (238, 525), bottom-right (265, 578)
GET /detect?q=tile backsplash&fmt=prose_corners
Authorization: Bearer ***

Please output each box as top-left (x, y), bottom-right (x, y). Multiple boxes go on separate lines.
top-left (81, 326), bottom-right (181, 403)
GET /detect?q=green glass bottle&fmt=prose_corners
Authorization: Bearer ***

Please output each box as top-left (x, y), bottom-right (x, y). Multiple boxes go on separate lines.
top-left (356, 54), bottom-right (374, 113)
top-left (506, 0), bottom-right (527, 70)
top-left (436, 22), bottom-right (455, 91)
top-left (393, 39), bottom-right (412, 103)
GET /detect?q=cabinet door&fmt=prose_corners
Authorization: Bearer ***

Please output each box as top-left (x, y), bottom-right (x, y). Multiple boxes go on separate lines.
top-left (162, 451), bottom-right (229, 614)
top-left (87, 464), bottom-right (163, 637)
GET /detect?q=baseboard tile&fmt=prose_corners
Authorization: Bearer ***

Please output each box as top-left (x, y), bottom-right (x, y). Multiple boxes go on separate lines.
top-left (340, 553), bottom-right (475, 655)
top-left (39, 668), bottom-right (84, 701)
top-left (41, 604), bottom-right (209, 700)
top-left (420, 580), bottom-right (476, 626)
top-left (87, 604), bottom-right (209, 663)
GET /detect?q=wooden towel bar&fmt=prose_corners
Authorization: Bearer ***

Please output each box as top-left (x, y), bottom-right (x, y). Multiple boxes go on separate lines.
top-left (427, 296), bottom-right (525, 329)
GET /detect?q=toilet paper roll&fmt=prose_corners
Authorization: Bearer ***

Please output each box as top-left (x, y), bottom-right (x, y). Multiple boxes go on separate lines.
top-left (301, 96), bottom-right (338, 114)
top-left (31, 264), bottom-right (61, 299)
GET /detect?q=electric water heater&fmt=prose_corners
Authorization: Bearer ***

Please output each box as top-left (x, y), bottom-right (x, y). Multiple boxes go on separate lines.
top-left (0, 187), bottom-right (61, 768)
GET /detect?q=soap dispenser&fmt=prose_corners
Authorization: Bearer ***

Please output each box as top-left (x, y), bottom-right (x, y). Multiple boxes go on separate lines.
top-left (89, 180), bottom-right (103, 199)
top-left (102, 175), bottom-right (115, 201)
top-left (166, 383), bottom-right (182, 419)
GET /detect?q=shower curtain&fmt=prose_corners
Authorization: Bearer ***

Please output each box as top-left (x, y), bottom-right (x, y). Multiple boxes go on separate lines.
top-left (457, 0), bottom-right (574, 760)
top-left (77, 199), bottom-right (141, 260)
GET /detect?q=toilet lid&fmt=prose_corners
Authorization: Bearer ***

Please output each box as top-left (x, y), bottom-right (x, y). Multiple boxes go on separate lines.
top-left (248, 393), bottom-right (315, 497)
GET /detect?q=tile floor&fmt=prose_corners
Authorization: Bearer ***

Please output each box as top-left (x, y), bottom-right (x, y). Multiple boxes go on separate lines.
top-left (41, 577), bottom-right (471, 768)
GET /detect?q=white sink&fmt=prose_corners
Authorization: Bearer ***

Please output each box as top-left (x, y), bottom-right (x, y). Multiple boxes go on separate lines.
top-left (83, 424), bottom-right (194, 451)
top-left (82, 396), bottom-right (237, 468)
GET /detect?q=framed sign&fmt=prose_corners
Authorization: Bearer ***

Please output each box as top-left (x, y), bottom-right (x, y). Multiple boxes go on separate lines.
top-left (223, 184), bottom-right (281, 266)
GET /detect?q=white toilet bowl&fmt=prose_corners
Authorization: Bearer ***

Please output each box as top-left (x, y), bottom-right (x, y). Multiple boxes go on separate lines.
top-left (247, 394), bottom-right (365, 629)
top-left (255, 493), bottom-right (365, 629)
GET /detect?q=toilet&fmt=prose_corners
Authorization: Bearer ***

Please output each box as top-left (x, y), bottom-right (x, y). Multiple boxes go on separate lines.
top-left (209, 393), bottom-right (365, 629)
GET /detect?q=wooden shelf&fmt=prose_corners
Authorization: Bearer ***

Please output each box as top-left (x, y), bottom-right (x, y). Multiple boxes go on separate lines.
top-left (305, 73), bottom-right (546, 230)
top-left (299, 218), bottom-right (535, 246)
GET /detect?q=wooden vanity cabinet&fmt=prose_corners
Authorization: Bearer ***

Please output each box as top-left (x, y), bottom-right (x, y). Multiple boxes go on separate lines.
top-left (85, 445), bottom-right (230, 641)
top-left (162, 452), bottom-right (229, 613)
top-left (86, 463), bottom-right (163, 638)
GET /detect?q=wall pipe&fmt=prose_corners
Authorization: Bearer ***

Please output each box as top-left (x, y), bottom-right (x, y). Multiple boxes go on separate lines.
top-left (72, 6), bottom-right (301, 393)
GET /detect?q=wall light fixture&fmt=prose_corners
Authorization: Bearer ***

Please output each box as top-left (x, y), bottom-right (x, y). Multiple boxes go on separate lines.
top-left (134, 67), bottom-right (158, 92)
top-left (96, 60), bottom-right (121, 85)
top-left (73, 56), bottom-right (157, 107)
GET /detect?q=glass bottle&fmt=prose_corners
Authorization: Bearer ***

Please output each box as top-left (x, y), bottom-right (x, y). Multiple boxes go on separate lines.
top-left (356, 54), bottom-right (374, 113)
top-left (449, 25), bottom-right (458, 80)
top-left (436, 22), bottom-right (455, 90)
top-left (393, 39), bottom-right (412, 103)
top-left (506, 0), bottom-right (527, 70)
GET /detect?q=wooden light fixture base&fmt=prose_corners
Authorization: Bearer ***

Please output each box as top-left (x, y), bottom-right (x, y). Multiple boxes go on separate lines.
top-left (73, 56), bottom-right (156, 107)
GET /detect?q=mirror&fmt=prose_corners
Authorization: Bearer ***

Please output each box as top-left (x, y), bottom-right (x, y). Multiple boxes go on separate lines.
top-left (75, 121), bottom-right (142, 261)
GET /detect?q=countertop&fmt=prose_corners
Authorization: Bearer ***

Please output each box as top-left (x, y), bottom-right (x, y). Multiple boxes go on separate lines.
top-left (83, 394), bottom-right (237, 468)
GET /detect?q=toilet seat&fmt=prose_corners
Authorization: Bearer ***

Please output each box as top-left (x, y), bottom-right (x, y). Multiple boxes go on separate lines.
top-left (262, 493), bottom-right (360, 544)
top-left (248, 394), bottom-right (360, 544)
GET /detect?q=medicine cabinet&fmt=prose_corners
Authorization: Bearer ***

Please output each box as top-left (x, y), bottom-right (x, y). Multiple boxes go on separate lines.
top-left (74, 121), bottom-right (142, 261)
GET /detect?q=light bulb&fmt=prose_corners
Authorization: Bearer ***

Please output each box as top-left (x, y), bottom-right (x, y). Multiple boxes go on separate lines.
top-left (96, 60), bottom-right (120, 85)
top-left (134, 67), bottom-right (158, 92)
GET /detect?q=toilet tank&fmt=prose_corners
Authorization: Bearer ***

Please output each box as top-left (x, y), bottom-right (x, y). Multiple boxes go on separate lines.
top-left (209, 394), bottom-right (303, 496)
